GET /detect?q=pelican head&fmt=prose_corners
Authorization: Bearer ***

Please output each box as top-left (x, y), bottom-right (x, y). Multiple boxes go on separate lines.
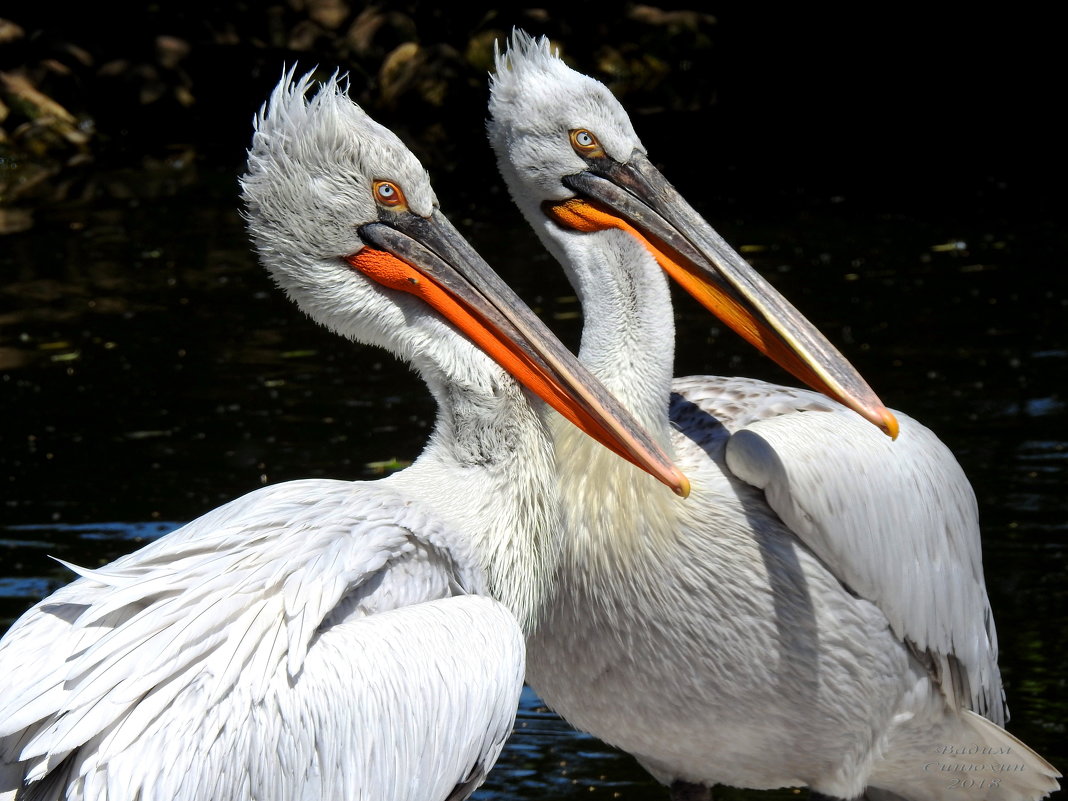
top-left (240, 68), bottom-right (687, 494)
top-left (242, 69), bottom-right (439, 358)
top-left (488, 32), bottom-right (898, 438)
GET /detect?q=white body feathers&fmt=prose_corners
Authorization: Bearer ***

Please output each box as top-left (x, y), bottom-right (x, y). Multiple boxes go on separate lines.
top-left (0, 481), bottom-right (523, 801)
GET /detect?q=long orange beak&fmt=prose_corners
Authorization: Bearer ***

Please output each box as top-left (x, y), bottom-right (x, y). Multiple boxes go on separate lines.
top-left (547, 155), bottom-right (899, 440)
top-left (352, 209), bottom-right (690, 496)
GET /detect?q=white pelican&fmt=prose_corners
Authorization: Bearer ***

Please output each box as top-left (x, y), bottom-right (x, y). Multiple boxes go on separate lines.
top-left (0, 69), bottom-right (686, 801)
top-left (486, 32), bottom-right (1060, 801)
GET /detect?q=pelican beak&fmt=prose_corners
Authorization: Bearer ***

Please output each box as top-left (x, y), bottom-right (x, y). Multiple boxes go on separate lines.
top-left (351, 209), bottom-right (690, 496)
top-left (547, 155), bottom-right (899, 439)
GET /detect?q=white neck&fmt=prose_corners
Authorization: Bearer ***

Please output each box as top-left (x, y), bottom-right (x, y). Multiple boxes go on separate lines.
top-left (522, 213), bottom-right (685, 573)
top-left (491, 176), bottom-right (683, 570)
top-left (534, 217), bottom-right (677, 440)
top-left (387, 365), bottom-right (560, 633)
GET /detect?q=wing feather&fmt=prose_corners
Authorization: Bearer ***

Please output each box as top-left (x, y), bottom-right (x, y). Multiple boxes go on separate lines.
top-left (0, 478), bottom-right (514, 800)
top-left (673, 375), bottom-right (1004, 724)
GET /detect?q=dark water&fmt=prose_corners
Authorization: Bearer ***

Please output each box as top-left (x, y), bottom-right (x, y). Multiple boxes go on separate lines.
top-left (1, 153), bottom-right (1065, 800)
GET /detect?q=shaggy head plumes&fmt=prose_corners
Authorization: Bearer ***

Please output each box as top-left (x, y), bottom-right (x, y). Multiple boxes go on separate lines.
top-left (242, 68), bottom-right (435, 266)
top-left (487, 31), bottom-right (644, 207)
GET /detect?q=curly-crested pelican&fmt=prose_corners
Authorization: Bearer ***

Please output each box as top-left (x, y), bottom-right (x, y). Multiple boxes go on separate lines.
top-left (486, 32), bottom-right (1059, 801)
top-left (0, 69), bottom-right (686, 801)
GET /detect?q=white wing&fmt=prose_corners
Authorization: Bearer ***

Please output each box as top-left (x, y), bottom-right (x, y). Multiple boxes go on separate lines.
top-left (0, 479), bottom-right (524, 801)
top-left (672, 375), bottom-right (1004, 724)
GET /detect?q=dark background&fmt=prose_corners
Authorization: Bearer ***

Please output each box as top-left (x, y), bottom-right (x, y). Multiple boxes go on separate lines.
top-left (2, 5), bottom-right (1061, 214)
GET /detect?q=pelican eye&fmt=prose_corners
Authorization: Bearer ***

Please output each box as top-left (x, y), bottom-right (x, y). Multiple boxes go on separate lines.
top-left (569, 129), bottom-right (605, 158)
top-left (373, 180), bottom-right (408, 209)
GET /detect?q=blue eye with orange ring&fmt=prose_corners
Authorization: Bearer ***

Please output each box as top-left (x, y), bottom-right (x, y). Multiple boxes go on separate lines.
top-left (569, 129), bottom-right (605, 158)
top-left (373, 180), bottom-right (407, 209)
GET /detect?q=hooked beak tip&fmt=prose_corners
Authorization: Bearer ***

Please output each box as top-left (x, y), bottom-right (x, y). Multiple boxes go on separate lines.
top-left (879, 408), bottom-right (900, 441)
top-left (673, 472), bottom-right (692, 498)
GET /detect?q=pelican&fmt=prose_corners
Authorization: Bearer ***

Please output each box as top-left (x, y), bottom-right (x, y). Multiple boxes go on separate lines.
top-left (0, 69), bottom-right (686, 801)
top-left (486, 32), bottom-right (1059, 801)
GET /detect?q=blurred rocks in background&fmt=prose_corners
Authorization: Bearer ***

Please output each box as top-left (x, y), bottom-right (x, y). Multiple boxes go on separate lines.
top-left (0, 3), bottom-right (718, 229)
